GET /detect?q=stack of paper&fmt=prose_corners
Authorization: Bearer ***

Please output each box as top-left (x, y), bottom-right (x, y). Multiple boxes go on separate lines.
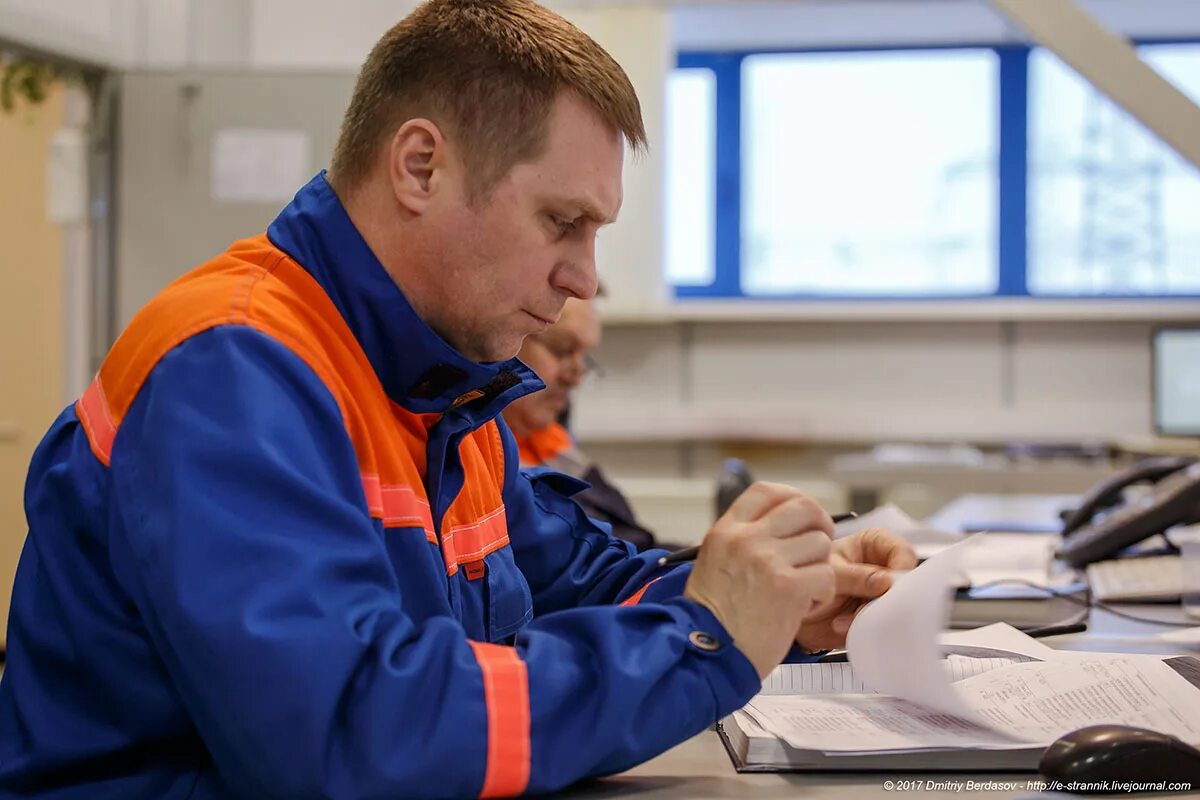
top-left (720, 539), bottom-right (1200, 772)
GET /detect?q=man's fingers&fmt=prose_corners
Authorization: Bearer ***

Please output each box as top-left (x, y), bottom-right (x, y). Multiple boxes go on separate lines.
top-left (857, 528), bottom-right (919, 570)
top-left (832, 608), bottom-right (860, 635)
top-left (723, 481), bottom-right (800, 523)
top-left (794, 562), bottom-right (837, 610)
top-left (832, 560), bottom-right (894, 599)
top-left (775, 530), bottom-right (833, 568)
top-left (758, 495), bottom-right (835, 539)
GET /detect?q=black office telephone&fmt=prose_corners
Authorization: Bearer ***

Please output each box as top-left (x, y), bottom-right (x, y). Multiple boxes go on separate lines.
top-left (1056, 456), bottom-right (1200, 567)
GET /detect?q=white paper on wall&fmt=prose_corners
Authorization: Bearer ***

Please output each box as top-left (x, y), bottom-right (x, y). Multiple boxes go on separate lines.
top-left (47, 128), bottom-right (89, 224)
top-left (211, 129), bottom-right (311, 204)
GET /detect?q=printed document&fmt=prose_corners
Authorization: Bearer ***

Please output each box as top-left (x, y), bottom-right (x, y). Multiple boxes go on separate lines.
top-left (741, 540), bottom-right (1200, 755)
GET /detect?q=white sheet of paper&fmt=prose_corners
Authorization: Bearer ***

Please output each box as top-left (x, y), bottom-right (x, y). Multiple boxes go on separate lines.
top-left (958, 657), bottom-right (1200, 747)
top-left (845, 536), bottom-right (987, 724)
top-left (211, 128), bottom-right (311, 204)
top-left (745, 655), bottom-right (1200, 752)
top-left (958, 533), bottom-right (1056, 587)
top-left (743, 694), bottom-right (1016, 753)
top-left (743, 580), bottom-right (1200, 755)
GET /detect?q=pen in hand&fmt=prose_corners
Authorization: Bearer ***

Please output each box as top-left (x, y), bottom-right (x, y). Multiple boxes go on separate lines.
top-left (657, 512), bottom-right (859, 568)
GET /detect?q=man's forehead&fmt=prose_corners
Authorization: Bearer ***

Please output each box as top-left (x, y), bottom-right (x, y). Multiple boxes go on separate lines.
top-left (533, 94), bottom-right (626, 222)
top-left (509, 161), bottom-right (622, 222)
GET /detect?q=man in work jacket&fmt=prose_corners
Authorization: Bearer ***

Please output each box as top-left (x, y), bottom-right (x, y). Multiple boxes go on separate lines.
top-left (0, 1), bottom-right (916, 798)
top-left (504, 295), bottom-right (669, 552)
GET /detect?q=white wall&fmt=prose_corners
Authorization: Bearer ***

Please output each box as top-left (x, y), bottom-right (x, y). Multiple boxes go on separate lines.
top-left (572, 319), bottom-right (1158, 446)
top-left (0, 0), bottom-right (252, 68)
top-left (250, 0), bottom-right (419, 69)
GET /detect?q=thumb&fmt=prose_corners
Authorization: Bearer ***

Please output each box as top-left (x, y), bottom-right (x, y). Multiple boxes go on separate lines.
top-left (832, 562), bottom-right (893, 599)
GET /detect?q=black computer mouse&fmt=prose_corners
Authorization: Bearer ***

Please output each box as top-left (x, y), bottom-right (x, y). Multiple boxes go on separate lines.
top-left (1039, 724), bottom-right (1200, 786)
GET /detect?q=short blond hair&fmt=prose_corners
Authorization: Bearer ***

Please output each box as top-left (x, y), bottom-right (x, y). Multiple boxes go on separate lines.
top-left (330, 0), bottom-right (646, 199)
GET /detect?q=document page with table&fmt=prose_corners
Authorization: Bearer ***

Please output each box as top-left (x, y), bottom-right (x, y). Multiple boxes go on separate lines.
top-left (719, 538), bottom-right (1200, 772)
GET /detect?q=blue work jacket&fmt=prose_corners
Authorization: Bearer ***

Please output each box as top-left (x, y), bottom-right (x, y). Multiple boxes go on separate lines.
top-left (0, 173), bottom-right (762, 799)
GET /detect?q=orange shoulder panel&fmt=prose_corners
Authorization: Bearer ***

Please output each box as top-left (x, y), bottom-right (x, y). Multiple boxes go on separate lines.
top-left (75, 233), bottom-right (406, 488)
top-left (75, 234), bottom-right (509, 575)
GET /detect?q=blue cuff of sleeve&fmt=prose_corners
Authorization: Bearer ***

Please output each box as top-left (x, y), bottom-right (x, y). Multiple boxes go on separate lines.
top-left (663, 596), bottom-right (761, 718)
top-left (634, 562), bottom-right (691, 604)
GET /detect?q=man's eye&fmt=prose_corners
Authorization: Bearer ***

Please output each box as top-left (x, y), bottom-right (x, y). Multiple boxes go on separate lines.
top-left (553, 217), bottom-right (578, 237)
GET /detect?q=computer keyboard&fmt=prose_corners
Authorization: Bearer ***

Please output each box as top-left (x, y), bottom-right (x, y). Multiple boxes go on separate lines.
top-left (1085, 555), bottom-right (1182, 603)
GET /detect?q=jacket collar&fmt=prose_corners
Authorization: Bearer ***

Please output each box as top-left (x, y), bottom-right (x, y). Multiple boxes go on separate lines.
top-left (266, 172), bottom-right (544, 418)
top-left (514, 422), bottom-right (576, 467)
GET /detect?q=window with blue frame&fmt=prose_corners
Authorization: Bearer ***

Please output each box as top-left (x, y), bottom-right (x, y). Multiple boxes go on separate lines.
top-left (1028, 44), bottom-right (1200, 296)
top-left (668, 42), bottom-right (1200, 299)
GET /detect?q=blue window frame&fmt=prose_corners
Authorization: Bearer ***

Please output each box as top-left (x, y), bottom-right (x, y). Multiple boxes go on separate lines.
top-left (669, 40), bottom-right (1200, 300)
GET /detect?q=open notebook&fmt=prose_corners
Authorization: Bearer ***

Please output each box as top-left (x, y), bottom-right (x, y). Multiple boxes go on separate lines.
top-left (719, 539), bottom-right (1200, 773)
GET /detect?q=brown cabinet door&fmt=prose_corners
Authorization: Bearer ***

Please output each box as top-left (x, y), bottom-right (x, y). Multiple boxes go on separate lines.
top-left (0, 84), bottom-right (65, 647)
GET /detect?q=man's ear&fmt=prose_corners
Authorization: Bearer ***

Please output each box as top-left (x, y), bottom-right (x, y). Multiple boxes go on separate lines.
top-left (387, 119), bottom-right (447, 214)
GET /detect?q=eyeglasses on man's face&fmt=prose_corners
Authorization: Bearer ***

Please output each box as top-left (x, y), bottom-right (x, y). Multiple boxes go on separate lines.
top-left (524, 335), bottom-right (604, 380)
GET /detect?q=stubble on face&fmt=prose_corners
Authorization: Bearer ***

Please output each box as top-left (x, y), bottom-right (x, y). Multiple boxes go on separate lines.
top-left (395, 92), bottom-right (623, 365)
top-left (424, 182), bottom-right (532, 362)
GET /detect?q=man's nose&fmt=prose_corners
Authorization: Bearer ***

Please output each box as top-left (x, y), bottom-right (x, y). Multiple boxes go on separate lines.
top-left (558, 357), bottom-right (586, 388)
top-left (552, 240), bottom-right (598, 301)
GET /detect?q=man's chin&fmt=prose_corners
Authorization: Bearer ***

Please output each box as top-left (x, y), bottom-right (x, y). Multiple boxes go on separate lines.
top-left (466, 337), bottom-right (523, 364)
top-left (535, 412), bottom-right (562, 432)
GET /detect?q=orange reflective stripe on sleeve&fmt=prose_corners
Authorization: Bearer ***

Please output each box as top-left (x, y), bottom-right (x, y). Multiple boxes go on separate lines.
top-left (76, 376), bottom-right (118, 466)
top-left (468, 641), bottom-right (531, 798)
top-left (619, 576), bottom-right (664, 607)
top-left (442, 505), bottom-right (508, 576)
top-left (360, 473), bottom-right (436, 544)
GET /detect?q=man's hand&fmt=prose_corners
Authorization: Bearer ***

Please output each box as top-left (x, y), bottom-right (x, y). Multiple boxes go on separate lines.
top-left (795, 528), bottom-right (918, 652)
top-left (683, 483), bottom-right (837, 679)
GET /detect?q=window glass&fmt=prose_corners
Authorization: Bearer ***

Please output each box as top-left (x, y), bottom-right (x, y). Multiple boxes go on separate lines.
top-left (1028, 44), bottom-right (1200, 295)
top-left (741, 50), bottom-right (999, 296)
top-left (665, 68), bottom-right (717, 286)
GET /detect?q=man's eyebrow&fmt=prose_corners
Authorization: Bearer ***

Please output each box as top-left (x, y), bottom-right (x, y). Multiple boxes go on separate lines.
top-left (565, 198), bottom-right (618, 226)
